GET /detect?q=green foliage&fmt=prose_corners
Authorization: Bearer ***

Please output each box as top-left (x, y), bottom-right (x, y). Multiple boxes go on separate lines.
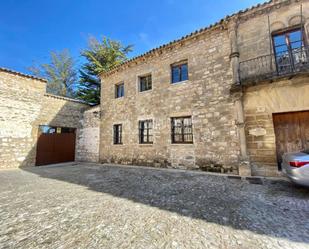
top-left (76, 36), bottom-right (133, 104)
top-left (28, 49), bottom-right (77, 97)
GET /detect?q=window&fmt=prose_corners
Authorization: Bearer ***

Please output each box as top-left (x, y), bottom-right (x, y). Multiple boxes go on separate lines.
top-left (113, 124), bottom-right (122, 144)
top-left (38, 125), bottom-right (75, 134)
top-left (139, 120), bottom-right (153, 144)
top-left (139, 74), bottom-right (152, 92)
top-left (171, 116), bottom-right (193, 143)
top-left (39, 125), bottom-right (56, 134)
top-left (272, 28), bottom-right (306, 73)
top-left (171, 62), bottom-right (188, 83)
top-left (115, 83), bottom-right (124, 98)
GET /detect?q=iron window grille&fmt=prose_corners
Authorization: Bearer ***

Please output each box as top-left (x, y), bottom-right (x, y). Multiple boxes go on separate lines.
top-left (113, 124), bottom-right (122, 144)
top-left (139, 120), bottom-right (153, 144)
top-left (239, 27), bottom-right (309, 83)
top-left (115, 83), bottom-right (124, 98)
top-left (139, 74), bottom-right (152, 92)
top-left (171, 116), bottom-right (193, 144)
top-left (171, 61), bottom-right (188, 84)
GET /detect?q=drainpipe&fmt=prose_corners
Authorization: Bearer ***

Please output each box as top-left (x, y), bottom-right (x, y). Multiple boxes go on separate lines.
top-left (228, 17), bottom-right (251, 176)
top-left (228, 21), bottom-right (240, 86)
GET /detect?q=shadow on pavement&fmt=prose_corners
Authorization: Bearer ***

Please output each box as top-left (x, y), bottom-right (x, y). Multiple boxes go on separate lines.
top-left (22, 163), bottom-right (309, 244)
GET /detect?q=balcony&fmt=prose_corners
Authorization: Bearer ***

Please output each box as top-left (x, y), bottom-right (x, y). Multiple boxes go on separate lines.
top-left (239, 46), bottom-right (309, 84)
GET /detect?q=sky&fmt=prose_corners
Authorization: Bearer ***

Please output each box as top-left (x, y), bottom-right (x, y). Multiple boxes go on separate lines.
top-left (0, 0), bottom-right (264, 75)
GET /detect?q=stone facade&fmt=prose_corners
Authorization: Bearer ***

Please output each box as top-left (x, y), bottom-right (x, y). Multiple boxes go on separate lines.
top-left (76, 105), bottom-right (101, 162)
top-left (100, 24), bottom-right (240, 173)
top-left (2, 0), bottom-right (308, 176)
top-left (237, 0), bottom-right (309, 176)
top-left (100, 0), bottom-right (309, 176)
top-left (0, 68), bottom-right (92, 169)
top-left (243, 78), bottom-right (309, 176)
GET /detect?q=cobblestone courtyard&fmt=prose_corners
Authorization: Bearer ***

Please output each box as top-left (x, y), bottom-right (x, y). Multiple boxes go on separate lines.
top-left (0, 163), bottom-right (309, 249)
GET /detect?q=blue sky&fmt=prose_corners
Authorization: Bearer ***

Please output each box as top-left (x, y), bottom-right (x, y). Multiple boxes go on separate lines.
top-left (0, 0), bottom-right (264, 74)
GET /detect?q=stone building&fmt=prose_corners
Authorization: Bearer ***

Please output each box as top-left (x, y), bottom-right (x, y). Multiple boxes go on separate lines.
top-left (99, 0), bottom-right (309, 176)
top-left (1, 0), bottom-right (308, 177)
top-left (0, 67), bottom-right (100, 169)
top-left (237, 0), bottom-right (309, 176)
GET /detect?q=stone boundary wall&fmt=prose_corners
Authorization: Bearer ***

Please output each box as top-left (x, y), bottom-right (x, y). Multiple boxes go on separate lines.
top-left (0, 70), bottom-right (89, 169)
top-left (76, 105), bottom-right (100, 162)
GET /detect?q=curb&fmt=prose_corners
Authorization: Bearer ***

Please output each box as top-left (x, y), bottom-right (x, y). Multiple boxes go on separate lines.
top-left (99, 163), bottom-right (289, 185)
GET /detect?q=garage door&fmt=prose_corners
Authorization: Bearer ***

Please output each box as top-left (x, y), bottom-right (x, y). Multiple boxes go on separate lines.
top-left (273, 111), bottom-right (309, 169)
top-left (36, 126), bottom-right (76, 166)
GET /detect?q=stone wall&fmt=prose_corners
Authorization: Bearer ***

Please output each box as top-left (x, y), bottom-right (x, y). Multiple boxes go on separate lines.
top-left (243, 77), bottom-right (309, 176)
top-left (3, 0), bottom-right (306, 176)
top-left (100, 28), bottom-right (241, 173)
top-left (0, 69), bottom-right (89, 169)
top-left (99, 0), bottom-right (309, 176)
top-left (76, 105), bottom-right (100, 162)
top-left (237, 0), bottom-right (309, 63)
top-left (237, 0), bottom-right (309, 176)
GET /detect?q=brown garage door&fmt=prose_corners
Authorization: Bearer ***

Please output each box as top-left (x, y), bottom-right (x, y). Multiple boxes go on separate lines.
top-left (36, 126), bottom-right (76, 166)
top-left (273, 111), bottom-right (309, 169)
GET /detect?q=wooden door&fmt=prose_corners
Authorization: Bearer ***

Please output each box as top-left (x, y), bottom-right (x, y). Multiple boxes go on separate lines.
top-left (273, 111), bottom-right (309, 169)
top-left (299, 112), bottom-right (309, 150)
top-left (36, 132), bottom-right (76, 166)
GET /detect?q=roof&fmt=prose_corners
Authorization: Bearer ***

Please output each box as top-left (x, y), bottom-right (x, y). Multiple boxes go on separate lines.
top-left (0, 67), bottom-right (47, 82)
top-left (100, 0), bottom-right (290, 77)
top-left (44, 93), bottom-right (90, 105)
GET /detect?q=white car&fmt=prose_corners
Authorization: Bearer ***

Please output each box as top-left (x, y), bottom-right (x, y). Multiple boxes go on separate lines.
top-left (282, 150), bottom-right (309, 187)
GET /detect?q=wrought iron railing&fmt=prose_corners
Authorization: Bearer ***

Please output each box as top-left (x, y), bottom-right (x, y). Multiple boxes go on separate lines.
top-left (239, 46), bottom-right (309, 83)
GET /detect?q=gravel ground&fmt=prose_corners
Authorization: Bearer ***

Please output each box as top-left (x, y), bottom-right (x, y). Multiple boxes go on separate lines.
top-left (0, 163), bottom-right (308, 249)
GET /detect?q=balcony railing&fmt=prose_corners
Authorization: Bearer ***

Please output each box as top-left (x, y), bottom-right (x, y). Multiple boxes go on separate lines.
top-left (239, 46), bottom-right (309, 84)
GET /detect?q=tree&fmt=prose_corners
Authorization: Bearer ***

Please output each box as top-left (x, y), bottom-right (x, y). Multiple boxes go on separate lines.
top-left (76, 36), bottom-right (133, 104)
top-left (28, 49), bottom-right (77, 97)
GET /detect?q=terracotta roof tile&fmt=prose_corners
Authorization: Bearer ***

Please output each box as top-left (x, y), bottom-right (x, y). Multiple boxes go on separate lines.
top-left (44, 93), bottom-right (90, 105)
top-left (0, 67), bottom-right (47, 82)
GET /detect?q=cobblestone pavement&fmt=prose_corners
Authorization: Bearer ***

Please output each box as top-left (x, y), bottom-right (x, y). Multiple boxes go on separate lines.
top-left (0, 163), bottom-right (309, 249)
